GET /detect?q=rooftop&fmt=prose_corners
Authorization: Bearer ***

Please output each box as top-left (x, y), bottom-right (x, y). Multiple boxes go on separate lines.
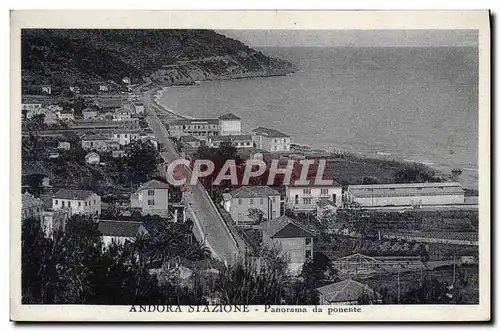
top-left (218, 113), bottom-right (241, 120)
top-left (53, 189), bottom-right (96, 200)
top-left (207, 134), bottom-right (252, 142)
top-left (261, 216), bottom-right (314, 238)
top-left (316, 279), bottom-right (377, 303)
top-left (98, 220), bottom-right (146, 238)
top-left (169, 118), bottom-right (220, 126)
top-left (139, 179), bottom-right (169, 190)
top-left (227, 186), bottom-right (280, 199)
top-left (349, 182), bottom-right (464, 198)
top-left (81, 134), bottom-right (109, 141)
top-left (251, 127), bottom-right (289, 138)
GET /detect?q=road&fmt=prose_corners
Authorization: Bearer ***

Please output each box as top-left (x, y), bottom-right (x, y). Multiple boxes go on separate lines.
top-left (141, 89), bottom-right (241, 265)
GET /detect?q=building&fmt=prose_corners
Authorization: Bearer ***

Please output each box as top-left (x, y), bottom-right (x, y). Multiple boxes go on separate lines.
top-left (316, 279), bottom-right (380, 305)
top-left (218, 113), bottom-right (242, 136)
top-left (41, 209), bottom-right (72, 237)
top-left (112, 131), bottom-right (139, 146)
top-left (168, 118), bottom-right (220, 138)
top-left (98, 220), bottom-right (148, 247)
top-left (40, 85), bottom-right (52, 95)
top-left (112, 150), bottom-right (126, 158)
top-left (251, 127), bottom-right (291, 152)
top-left (206, 134), bottom-right (253, 149)
top-left (22, 103), bottom-right (43, 113)
top-left (226, 186), bottom-right (281, 222)
top-left (122, 77), bottom-right (131, 85)
top-left (85, 152), bottom-right (100, 164)
top-left (132, 101), bottom-right (145, 114)
top-left (82, 108), bottom-right (98, 119)
top-left (222, 186), bottom-right (282, 226)
top-left (69, 85), bottom-right (81, 94)
top-left (21, 192), bottom-right (44, 221)
top-left (130, 180), bottom-right (169, 217)
top-left (57, 141), bottom-right (71, 150)
top-left (52, 189), bottom-right (101, 216)
top-left (261, 216), bottom-right (314, 274)
top-left (48, 151), bottom-right (60, 159)
top-left (26, 108), bottom-right (58, 125)
top-left (286, 181), bottom-right (342, 212)
top-left (81, 134), bottom-right (110, 151)
top-left (112, 109), bottom-right (132, 121)
top-left (99, 83), bottom-right (110, 92)
top-left (179, 135), bottom-right (202, 148)
top-left (57, 110), bottom-right (75, 121)
top-left (346, 182), bottom-right (466, 208)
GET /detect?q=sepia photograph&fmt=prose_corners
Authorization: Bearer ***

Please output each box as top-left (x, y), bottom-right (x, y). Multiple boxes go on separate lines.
top-left (10, 10), bottom-right (490, 322)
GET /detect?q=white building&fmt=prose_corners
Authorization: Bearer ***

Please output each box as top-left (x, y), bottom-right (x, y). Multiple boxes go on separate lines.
top-left (130, 180), bottom-right (169, 217)
top-left (85, 152), bottom-right (100, 164)
top-left (52, 189), bottom-right (101, 216)
top-left (168, 118), bottom-right (220, 138)
top-left (222, 186), bottom-right (281, 226)
top-left (122, 77), bottom-right (131, 85)
top-left (57, 141), bottom-right (71, 150)
top-left (346, 182), bottom-right (466, 208)
top-left (251, 127), bottom-right (291, 152)
top-left (286, 182), bottom-right (342, 212)
top-left (22, 103), bottom-right (43, 114)
top-left (57, 110), bottom-right (75, 121)
top-left (82, 108), bottom-right (98, 119)
top-left (112, 131), bottom-right (139, 146)
top-left (206, 134), bottom-right (253, 149)
top-left (98, 220), bottom-right (148, 247)
top-left (218, 113), bottom-right (242, 136)
top-left (112, 109), bottom-right (132, 121)
top-left (132, 101), bottom-right (145, 114)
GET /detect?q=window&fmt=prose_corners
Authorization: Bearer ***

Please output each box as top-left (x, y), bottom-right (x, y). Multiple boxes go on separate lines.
top-left (273, 146), bottom-right (277, 151)
top-left (55, 200), bottom-right (58, 205)
top-left (148, 189), bottom-right (155, 196)
top-left (320, 188), bottom-right (328, 195)
top-left (148, 199), bottom-right (155, 206)
top-left (78, 202), bottom-right (81, 207)
top-left (390, 188), bottom-right (396, 191)
top-left (417, 187), bottom-right (423, 190)
top-left (303, 188), bottom-right (311, 195)
top-left (68, 201), bottom-right (71, 208)
top-left (272, 211), bottom-right (276, 218)
top-left (303, 197), bottom-right (312, 204)
top-left (250, 199), bottom-right (254, 205)
top-left (305, 250), bottom-right (312, 259)
top-left (332, 194), bottom-right (337, 204)
top-left (94, 200), bottom-right (96, 205)
top-left (85, 201), bottom-right (87, 206)
top-left (274, 139), bottom-right (278, 143)
top-left (295, 195), bottom-right (299, 204)
top-left (272, 197), bottom-right (277, 203)
top-left (260, 198), bottom-right (264, 205)
top-left (125, 134), bottom-right (128, 138)
top-left (238, 199), bottom-right (242, 205)
top-left (61, 201), bottom-right (65, 207)
top-left (305, 238), bottom-right (312, 245)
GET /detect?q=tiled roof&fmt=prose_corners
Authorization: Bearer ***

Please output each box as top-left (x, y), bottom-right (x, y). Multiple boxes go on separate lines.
top-left (349, 182), bottom-right (464, 198)
top-left (218, 113), bottom-right (241, 120)
top-left (98, 220), bottom-right (146, 238)
top-left (261, 216), bottom-right (313, 238)
top-left (227, 186), bottom-right (280, 199)
top-left (53, 189), bottom-right (95, 200)
top-left (140, 179), bottom-right (169, 190)
top-left (316, 279), bottom-right (377, 303)
top-left (251, 127), bottom-right (289, 138)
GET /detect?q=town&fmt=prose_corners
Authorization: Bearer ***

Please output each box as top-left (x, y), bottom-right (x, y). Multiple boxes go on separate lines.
top-left (20, 30), bottom-right (479, 307)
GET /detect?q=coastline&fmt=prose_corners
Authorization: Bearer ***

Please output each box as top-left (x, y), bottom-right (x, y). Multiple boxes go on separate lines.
top-left (148, 77), bottom-right (477, 190)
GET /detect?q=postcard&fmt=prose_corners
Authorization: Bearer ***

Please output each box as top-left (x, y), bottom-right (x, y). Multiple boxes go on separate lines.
top-left (10, 10), bottom-right (490, 322)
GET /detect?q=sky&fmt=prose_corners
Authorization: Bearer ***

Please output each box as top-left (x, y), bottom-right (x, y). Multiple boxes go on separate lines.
top-left (218, 30), bottom-right (478, 47)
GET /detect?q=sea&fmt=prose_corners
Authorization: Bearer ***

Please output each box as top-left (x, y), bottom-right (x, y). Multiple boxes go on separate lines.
top-left (158, 47), bottom-right (479, 189)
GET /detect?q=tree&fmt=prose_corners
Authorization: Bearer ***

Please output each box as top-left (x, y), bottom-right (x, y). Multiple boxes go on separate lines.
top-left (394, 163), bottom-right (442, 183)
top-left (124, 140), bottom-right (159, 183)
top-left (248, 208), bottom-right (265, 225)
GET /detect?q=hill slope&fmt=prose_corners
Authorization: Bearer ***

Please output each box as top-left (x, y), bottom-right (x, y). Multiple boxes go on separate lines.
top-left (21, 29), bottom-right (296, 94)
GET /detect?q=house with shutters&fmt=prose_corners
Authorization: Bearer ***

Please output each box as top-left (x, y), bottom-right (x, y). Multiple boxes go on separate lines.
top-left (222, 186), bottom-right (281, 226)
top-left (261, 216), bottom-right (314, 275)
top-left (52, 189), bottom-right (101, 216)
top-left (81, 134), bottom-right (110, 151)
top-left (130, 180), bottom-right (169, 217)
top-left (218, 113), bottom-right (242, 136)
top-left (251, 127), bottom-right (291, 152)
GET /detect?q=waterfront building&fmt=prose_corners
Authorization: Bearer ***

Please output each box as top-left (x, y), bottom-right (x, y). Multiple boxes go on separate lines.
top-left (261, 216), bottom-right (314, 275)
top-left (346, 182), bottom-right (466, 208)
top-left (52, 189), bottom-right (101, 216)
top-left (130, 179), bottom-right (169, 217)
top-left (168, 118), bottom-right (220, 138)
top-left (112, 130), bottom-right (140, 146)
top-left (251, 127), bottom-right (291, 152)
top-left (222, 186), bottom-right (281, 226)
top-left (218, 113), bottom-right (242, 136)
top-left (132, 101), bottom-right (145, 114)
top-left (206, 134), bottom-right (253, 149)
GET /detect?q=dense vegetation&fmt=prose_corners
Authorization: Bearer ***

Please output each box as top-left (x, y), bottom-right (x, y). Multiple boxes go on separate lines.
top-left (21, 29), bottom-right (296, 94)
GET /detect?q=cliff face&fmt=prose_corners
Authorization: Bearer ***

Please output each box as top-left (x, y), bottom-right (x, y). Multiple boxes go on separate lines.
top-left (21, 29), bottom-right (296, 93)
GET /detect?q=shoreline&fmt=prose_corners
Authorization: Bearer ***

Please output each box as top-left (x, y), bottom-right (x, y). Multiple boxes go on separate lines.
top-left (148, 78), bottom-right (478, 190)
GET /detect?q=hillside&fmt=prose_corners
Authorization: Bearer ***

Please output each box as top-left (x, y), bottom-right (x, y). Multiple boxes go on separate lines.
top-left (21, 29), bottom-right (297, 94)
